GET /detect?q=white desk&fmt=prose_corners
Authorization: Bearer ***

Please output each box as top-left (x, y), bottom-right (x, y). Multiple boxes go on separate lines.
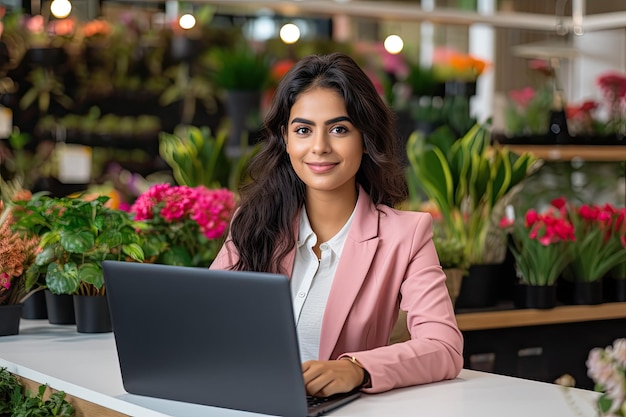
top-left (0, 320), bottom-right (599, 417)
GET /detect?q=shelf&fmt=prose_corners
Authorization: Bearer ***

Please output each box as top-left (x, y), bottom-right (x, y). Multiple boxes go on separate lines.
top-left (505, 145), bottom-right (626, 162)
top-left (456, 302), bottom-right (626, 331)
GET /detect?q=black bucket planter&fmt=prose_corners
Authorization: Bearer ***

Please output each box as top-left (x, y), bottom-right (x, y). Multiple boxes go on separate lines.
top-left (558, 279), bottom-right (604, 305)
top-left (73, 295), bottom-right (112, 333)
top-left (21, 290), bottom-right (48, 319)
top-left (603, 277), bottom-right (626, 302)
top-left (514, 284), bottom-right (557, 309)
top-left (0, 304), bottom-right (22, 336)
top-left (45, 290), bottom-right (76, 325)
top-left (454, 263), bottom-right (502, 309)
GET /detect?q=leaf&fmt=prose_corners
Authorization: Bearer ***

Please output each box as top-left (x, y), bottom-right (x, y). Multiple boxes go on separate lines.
top-left (59, 229), bottom-right (95, 253)
top-left (122, 243), bottom-right (145, 262)
top-left (78, 263), bottom-right (103, 289)
top-left (45, 262), bottom-right (80, 295)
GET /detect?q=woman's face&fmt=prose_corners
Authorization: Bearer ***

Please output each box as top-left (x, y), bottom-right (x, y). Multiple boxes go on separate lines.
top-left (284, 87), bottom-right (364, 196)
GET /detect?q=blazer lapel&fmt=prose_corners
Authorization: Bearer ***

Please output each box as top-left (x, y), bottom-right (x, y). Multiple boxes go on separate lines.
top-left (318, 188), bottom-right (380, 360)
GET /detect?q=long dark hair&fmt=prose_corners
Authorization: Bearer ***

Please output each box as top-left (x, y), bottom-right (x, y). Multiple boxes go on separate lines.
top-left (229, 52), bottom-right (407, 273)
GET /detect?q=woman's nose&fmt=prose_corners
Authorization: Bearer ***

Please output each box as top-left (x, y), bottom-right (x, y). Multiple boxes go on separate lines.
top-left (311, 132), bottom-right (331, 154)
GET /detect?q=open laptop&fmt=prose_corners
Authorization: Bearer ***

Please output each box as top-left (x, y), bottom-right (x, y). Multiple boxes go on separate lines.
top-left (102, 260), bottom-right (361, 417)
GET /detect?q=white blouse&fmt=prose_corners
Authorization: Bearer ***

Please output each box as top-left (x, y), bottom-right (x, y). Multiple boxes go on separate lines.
top-left (290, 204), bottom-right (356, 362)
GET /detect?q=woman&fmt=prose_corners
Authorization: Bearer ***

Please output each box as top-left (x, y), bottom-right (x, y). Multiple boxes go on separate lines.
top-left (210, 52), bottom-right (463, 397)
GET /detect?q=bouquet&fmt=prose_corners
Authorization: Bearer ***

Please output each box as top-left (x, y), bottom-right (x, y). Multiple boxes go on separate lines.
top-left (566, 201), bottom-right (626, 283)
top-left (505, 197), bottom-right (576, 286)
top-left (587, 338), bottom-right (626, 417)
top-left (129, 183), bottom-right (235, 267)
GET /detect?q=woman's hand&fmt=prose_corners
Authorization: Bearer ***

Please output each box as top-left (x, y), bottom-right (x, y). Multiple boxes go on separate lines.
top-left (302, 359), bottom-right (365, 397)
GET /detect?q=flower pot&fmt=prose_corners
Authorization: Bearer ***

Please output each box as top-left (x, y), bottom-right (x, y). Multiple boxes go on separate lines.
top-left (224, 90), bottom-right (261, 149)
top-left (557, 279), bottom-right (604, 305)
top-left (603, 277), bottom-right (626, 303)
top-left (45, 290), bottom-right (76, 325)
top-left (73, 295), bottom-right (112, 333)
top-left (514, 284), bottom-right (557, 309)
top-left (454, 263), bottom-right (502, 309)
top-left (443, 268), bottom-right (465, 306)
top-left (21, 290), bottom-right (48, 319)
top-left (0, 304), bottom-right (22, 336)
top-left (25, 47), bottom-right (66, 68)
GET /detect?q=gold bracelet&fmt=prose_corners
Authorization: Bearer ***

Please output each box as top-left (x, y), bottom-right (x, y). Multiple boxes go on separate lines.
top-left (342, 356), bottom-right (370, 387)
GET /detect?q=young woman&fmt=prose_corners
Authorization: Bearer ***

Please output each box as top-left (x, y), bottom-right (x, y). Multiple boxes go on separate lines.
top-left (210, 52), bottom-right (463, 397)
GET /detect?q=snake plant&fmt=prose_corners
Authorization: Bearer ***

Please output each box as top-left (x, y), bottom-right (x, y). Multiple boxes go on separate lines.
top-left (407, 123), bottom-right (542, 265)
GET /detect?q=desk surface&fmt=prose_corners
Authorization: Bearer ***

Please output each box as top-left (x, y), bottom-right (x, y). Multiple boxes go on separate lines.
top-left (0, 320), bottom-right (599, 417)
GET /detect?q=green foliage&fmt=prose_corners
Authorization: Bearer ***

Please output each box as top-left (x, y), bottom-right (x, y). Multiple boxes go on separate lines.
top-left (406, 123), bottom-right (541, 265)
top-left (207, 45), bottom-right (270, 91)
top-left (0, 368), bottom-right (74, 417)
top-left (10, 194), bottom-right (145, 296)
top-left (159, 125), bottom-right (259, 191)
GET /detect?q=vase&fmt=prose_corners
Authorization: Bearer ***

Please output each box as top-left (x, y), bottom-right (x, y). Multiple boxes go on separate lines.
top-left (73, 295), bottom-right (112, 333)
top-left (557, 279), bottom-right (604, 305)
top-left (443, 268), bottom-right (465, 306)
top-left (224, 90), bottom-right (261, 149)
top-left (454, 263), bottom-right (502, 309)
top-left (21, 290), bottom-right (48, 319)
top-left (0, 304), bottom-right (22, 336)
top-left (44, 290), bottom-right (76, 325)
top-left (603, 277), bottom-right (626, 303)
top-left (513, 284), bottom-right (557, 309)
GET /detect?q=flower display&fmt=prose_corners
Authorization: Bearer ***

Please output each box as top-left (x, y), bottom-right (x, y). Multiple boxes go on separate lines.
top-left (597, 72), bottom-right (626, 136)
top-left (504, 84), bottom-right (553, 136)
top-left (586, 338), bottom-right (626, 417)
top-left (566, 201), bottom-right (626, 283)
top-left (432, 48), bottom-right (488, 82)
top-left (505, 197), bottom-right (576, 286)
top-left (0, 199), bottom-right (40, 305)
top-left (129, 183), bottom-right (235, 267)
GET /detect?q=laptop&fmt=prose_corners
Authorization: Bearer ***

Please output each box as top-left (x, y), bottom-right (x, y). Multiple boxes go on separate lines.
top-left (102, 260), bottom-right (361, 417)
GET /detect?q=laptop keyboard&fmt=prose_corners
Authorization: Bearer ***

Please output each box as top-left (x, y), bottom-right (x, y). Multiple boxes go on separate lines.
top-left (307, 395), bottom-right (333, 409)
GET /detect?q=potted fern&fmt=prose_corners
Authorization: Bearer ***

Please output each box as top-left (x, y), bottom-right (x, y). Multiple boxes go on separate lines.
top-left (406, 123), bottom-right (541, 308)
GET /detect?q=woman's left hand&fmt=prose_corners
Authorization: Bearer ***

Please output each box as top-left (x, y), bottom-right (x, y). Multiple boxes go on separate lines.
top-left (302, 359), bottom-right (364, 397)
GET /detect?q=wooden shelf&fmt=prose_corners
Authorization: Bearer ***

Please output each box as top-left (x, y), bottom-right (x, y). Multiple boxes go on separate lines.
top-left (456, 302), bottom-right (626, 331)
top-left (505, 145), bottom-right (626, 162)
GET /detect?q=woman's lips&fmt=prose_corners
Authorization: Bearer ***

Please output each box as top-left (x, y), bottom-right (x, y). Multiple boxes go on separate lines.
top-left (307, 163), bottom-right (337, 174)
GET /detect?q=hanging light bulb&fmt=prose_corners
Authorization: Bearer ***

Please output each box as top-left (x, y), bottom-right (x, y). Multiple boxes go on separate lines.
top-left (280, 23), bottom-right (300, 44)
top-left (384, 34), bottom-right (404, 54)
top-left (179, 13), bottom-right (196, 30)
top-left (50, 0), bottom-right (72, 19)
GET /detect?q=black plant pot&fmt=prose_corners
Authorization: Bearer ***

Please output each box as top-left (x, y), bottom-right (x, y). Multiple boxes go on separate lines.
top-left (514, 284), bottom-right (557, 309)
top-left (603, 277), bottom-right (626, 303)
top-left (21, 290), bottom-right (48, 319)
top-left (454, 263), bottom-right (502, 309)
top-left (73, 295), bottom-right (112, 333)
top-left (0, 304), bottom-right (22, 336)
top-left (558, 279), bottom-right (604, 305)
top-left (45, 290), bottom-right (76, 325)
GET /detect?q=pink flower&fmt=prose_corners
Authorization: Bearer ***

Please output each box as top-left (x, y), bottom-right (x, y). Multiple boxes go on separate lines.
top-left (508, 87), bottom-right (536, 109)
top-left (0, 272), bottom-right (10, 290)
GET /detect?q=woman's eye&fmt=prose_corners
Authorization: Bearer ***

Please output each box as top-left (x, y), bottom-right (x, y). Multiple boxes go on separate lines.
top-left (295, 127), bottom-right (310, 135)
top-left (331, 126), bottom-right (348, 134)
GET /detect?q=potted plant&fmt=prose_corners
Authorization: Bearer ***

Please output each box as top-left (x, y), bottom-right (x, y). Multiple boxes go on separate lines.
top-left (504, 198), bottom-right (576, 309)
top-left (0, 198), bottom-right (40, 335)
top-left (158, 124), bottom-right (259, 192)
top-left (207, 43), bottom-right (270, 148)
top-left (406, 122), bottom-right (541, 308)
top-left (560, 200), bottom-right (626, 305)
top-left (586, 338), bottom-right (626, 417)
top-left (127, 183), bottom-right (235, 267)
top-left (431, 220), bottom-right (468, 306)
top-left (10, 194), bottom-right (146, 331)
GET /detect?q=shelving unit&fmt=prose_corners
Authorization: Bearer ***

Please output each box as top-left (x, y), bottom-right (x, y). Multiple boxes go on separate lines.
top-left (505, 145), bottom-right (626, 162)
top-left (456, 302), bottom-right (626, 331)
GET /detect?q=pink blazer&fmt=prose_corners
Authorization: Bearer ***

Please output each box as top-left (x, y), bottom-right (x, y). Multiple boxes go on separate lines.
top-left (210, 188), bottom-right (464, 393)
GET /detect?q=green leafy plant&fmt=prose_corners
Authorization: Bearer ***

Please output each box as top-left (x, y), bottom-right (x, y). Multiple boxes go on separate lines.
top-left (207, 44), bottom-right (270, 91)
top-left (159, 125), bottom-right (259, 191)
top-left (10, 194), bottom-right (145, 296)
top-left (505, 199), bottom-right (576, 286)
top-left (406, 123), bottom-right (541, 266)
top-left (0, 368), bottom-right (74, 417)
